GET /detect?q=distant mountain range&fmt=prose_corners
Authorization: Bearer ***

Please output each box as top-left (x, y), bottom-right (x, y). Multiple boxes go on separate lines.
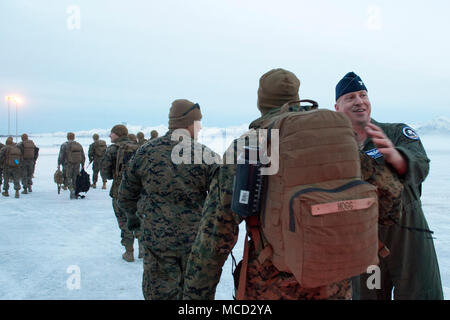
top-left (412, 116), bottom-right (450, 135)
top-left (1, 117), bottom-right (450, 138)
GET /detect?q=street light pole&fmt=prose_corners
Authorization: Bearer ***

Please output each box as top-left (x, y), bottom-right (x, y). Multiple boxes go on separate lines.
top-left (8, 98), bottom-right (10, 136)
top-left (16, 100), bottom-right (18, 143)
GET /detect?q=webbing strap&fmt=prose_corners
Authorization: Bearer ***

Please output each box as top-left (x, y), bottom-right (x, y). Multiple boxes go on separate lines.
top-left (236, 216), bottom-right (263, 300)
top-left (236, 231), bottom-right (249, 300)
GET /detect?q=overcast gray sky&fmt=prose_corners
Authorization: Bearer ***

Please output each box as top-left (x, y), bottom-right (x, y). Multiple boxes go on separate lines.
top-left (1, 0), bottom-right (449, 134)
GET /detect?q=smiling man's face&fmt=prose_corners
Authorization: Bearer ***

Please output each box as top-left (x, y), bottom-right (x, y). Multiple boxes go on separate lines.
top-left (335, 90), bottom-right (371, 128)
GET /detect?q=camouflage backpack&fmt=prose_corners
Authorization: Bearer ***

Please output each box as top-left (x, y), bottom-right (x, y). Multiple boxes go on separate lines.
top-left (94, 140), bottom-right (107, 157)
top-left (5, 145), bottom-right (22, 168)
top-left (115, 141), bottom-right (139, 180)
top-left (66, 141), bottom-right (83, 164)
top-left (22, 140), bottom-right (36, 160)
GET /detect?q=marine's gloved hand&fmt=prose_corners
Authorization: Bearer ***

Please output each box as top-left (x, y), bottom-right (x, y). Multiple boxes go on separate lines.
top-left (127, 215), bottom-right (141, 231)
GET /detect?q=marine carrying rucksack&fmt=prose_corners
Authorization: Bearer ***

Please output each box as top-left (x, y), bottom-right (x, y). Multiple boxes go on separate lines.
top-left (66, 141), bottom-right (83, 164)
top-left (115, 141), bottom-right (139, 180)
top-left (5, 145), bottom-right (22, 168)
top-left (22, 140), bottom-right (36, 160)
top-left (94, 140), bottom-right (107, 157)
top-left (233, 101), bottom-right (379, 290)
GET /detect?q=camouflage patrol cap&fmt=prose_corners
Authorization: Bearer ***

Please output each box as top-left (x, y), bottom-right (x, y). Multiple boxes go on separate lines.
top-left (21, 133), bottom-right (28, 141)
top-left (150, 130), bottom-right (158, 139)
top-left (257, 68), bottom-right (300, 115)
top-left (128, 133), bottom-right (137, 142)
top-left (168, 99), bottom-right (202, 130)
top-left (136, 132), bottom-right (145, 140)
top-left (111, 124), bottom-right (128, 137)
top-left (67, 132), bottom-right (75, 140)
top-left (92, 133), bottom-right (99, 141)
top-left (6, 136), bottom-right (14, 145)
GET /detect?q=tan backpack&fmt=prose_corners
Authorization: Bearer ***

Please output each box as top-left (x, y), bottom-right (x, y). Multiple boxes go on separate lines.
top-left (6, 145), bottom-right (22, 168)
top-left (114, 141), bottom-right (139, 180)
top-left (236, 101), bottom-right (379, 291)
top-left (264, 103), bottom-right (379, 288)
top-left (22, 140), bottom-right (36, 160)
top-left (94, 140), bottom-right (107, 157)
top-left (66, 141), bottom-right (83, 164)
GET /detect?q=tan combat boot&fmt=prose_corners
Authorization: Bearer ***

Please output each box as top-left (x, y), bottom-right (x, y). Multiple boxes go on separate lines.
top-left (122, 246), bottom-right (134, 262)
top-left (102, 182), bottom-right (107, 190)
top-left (91, 183), bottom-right (96, 189)
top-left (2, 191), bottom-right (9, 197)
top-left (22, 188), bottom-right (28, 194)
top-left (138, 242), bottom-right (144, 259)
top-left (15, 190), bottom-right (20, 198)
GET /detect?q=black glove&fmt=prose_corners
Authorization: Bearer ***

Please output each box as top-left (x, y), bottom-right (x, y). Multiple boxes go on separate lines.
top-left (127, 215), bottom-right (141, 231)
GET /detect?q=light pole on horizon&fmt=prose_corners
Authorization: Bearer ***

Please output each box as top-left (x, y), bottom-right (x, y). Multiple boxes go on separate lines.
top-left (5, 96), bottom-right (12, 136)
top-left (15, 99), bottom-right (18, 143)
top-left (5, 96), bottom-right (22, 141)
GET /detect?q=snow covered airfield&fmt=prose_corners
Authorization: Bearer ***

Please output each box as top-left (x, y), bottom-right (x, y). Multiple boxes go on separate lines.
top-left (0, 124), bottom-right (449, 300)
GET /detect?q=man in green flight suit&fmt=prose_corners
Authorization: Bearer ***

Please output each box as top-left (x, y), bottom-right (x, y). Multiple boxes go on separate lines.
top-left (334, 71), bottom-right (443, 300)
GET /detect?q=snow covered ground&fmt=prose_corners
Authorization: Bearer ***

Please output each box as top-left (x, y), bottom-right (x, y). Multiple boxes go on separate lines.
top-left (0, 130), bottom-right (449, 300)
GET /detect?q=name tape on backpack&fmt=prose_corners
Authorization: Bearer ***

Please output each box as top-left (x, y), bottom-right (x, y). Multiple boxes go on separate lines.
top-left (311, 198), bottom-right (376, 216)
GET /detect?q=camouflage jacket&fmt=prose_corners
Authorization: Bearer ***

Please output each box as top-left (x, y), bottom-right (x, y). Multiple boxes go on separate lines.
top-left (138, 138), bottom-right (147, 146)
top-left (0, 143), bottom-right (4, 169)
top-left (57, 140), bottom-right (86, 166)
top-left (100, 135), bottom-right (130, 198)
top-left (117, 131), bottom-right (220, 253)
top-left (182, 108), bottom-right (404, 300)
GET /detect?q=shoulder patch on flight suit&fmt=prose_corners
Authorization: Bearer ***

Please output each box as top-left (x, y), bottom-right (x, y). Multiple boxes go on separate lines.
top-left (402, 126), bottom-right (420, 140)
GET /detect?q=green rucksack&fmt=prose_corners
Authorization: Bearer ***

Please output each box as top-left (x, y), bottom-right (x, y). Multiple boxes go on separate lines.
top-left (66, 141), bottom-right (83, 164)
top-left (115, 141), bottom-right (139, 180)
top-left (94, 140), bottom-right (107, 157)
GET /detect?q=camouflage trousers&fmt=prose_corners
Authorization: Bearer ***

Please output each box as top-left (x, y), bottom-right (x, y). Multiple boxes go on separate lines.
top-left (2, 167), bottom-right (21, 191)
top-left (64, 163), bottom-right (81, 190)
top-left (142, 246), bottom-right (189, 300)
top-left (112, 198), bottom-right (142, 248)
top-left (233, 243), bottom-right (352, 300)
top-left (92, 160), bottom-right (106, 184)
top-left (21, 160), bottom-right (34, 188)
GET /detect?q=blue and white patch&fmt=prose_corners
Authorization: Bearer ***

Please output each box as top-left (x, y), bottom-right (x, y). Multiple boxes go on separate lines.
top-left (402, 126), bottom-right (420, 140)
top-left (365, 148), bottom-right (383, 160)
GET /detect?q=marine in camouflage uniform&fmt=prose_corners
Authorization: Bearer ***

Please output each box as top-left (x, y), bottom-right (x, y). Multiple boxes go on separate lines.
top-left (182, 69), bottom-right (403, 300)
top-left (58, 132), bottom-right (86, 199)
top-left (0, 137), bottom-right (22, 198)
top-left (17, 133), bottom-right (37, 194)
top-left (117, 99), bottom-right (220, 300)
top-left (0, 141), bottom-right (4, 190)
top-left (137, 132), bottom-right (147, 146)
top-left (88, 133), bottom-right (107, 189)
top-left (101, 125), bottom-right (143, 262)
top-left (335, 72), bottom-right (443, 300)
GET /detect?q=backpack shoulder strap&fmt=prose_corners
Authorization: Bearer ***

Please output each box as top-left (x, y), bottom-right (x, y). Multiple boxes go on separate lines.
top-left (236, 215), bottom-right (264, 300)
